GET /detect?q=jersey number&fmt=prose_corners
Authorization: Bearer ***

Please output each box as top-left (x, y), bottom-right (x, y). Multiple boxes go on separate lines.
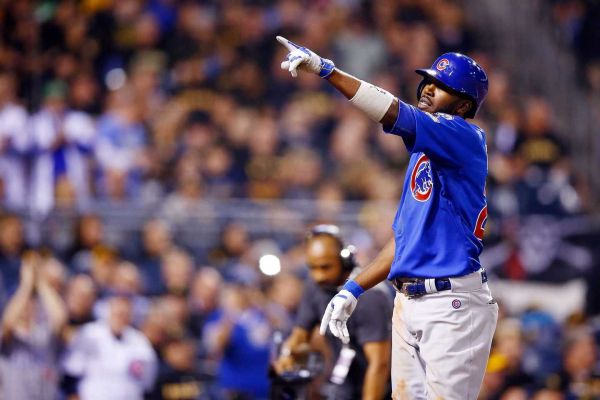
top-left (474, 205), bottom-right (487, 241)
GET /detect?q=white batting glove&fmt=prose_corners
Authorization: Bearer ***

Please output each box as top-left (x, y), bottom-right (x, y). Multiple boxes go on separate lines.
top-left (319, 289), bottom-right (358, 344)
top-left (276, 36), bottom-right (335, 78)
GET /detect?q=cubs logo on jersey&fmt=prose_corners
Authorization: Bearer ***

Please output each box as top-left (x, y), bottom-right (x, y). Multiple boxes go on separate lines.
top-left (411, 154), bottom-right (433, 201)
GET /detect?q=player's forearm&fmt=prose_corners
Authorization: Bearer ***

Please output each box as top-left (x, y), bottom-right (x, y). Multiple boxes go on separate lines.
top-left (362, 361), bottom-right (390, 400)
top-left (354, 237), bottom-right (395, 291)
top-left (362, 341), bottom-right (391, 399)
top-left (325, 69), bottom-right (361, 99)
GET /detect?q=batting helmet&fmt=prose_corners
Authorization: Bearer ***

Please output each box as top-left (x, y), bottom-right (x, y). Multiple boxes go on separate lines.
top-left (415, 52), bottom-right (488, 119)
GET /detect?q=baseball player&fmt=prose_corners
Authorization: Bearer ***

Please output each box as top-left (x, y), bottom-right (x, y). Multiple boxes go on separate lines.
top-left (277, 36), bottom-right (499, 400)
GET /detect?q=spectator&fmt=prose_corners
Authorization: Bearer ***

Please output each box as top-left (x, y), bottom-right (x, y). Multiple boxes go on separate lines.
top-left (492, 319), bottom-right (535, 393)
top-left (511, 97), bottom-right (578, 216)
top-left (135, 218), bottom-right (175, 296)
top-left (147, 332), bottom-right (210, 400)
top-left (160, 248), bottom-right (195, 297)
top-left (67, 214), bottom-right (106, 273)
top-left (62, 295), bottom-right (157, 400)
top-left (0, 214), bottom-right (26, 296)
top-left (94, 261), bottom-right (151, 327)
top-left (188, 267), bottom-right (223, 340)
top-left (160, 152), bottom-right (214, 228)
top-left (204, 284), bottom-right (273, 399)
top-left (208, 223), bottom-right (250, 271)
top-left (63, 274), bottom-right (97, 343)
top-left (0, 252), bottom-right (67, 400)
top-left (95, 88), bottom-right (148, 201)
top-left (557, 326), bottom-right (600, 398)
top-left (0, 72), bottom-right (29, 210)
top-left (30, 80), bottom-right (96, 216)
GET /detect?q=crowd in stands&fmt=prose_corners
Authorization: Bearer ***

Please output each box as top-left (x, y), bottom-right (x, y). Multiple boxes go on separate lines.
top-left (0, 0), bottom-right (598, 399)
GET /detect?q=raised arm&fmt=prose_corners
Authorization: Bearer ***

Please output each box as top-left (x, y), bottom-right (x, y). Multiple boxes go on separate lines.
top-left (276, 36), bottom-right (399, 128)
top-left (36, 263), bottom-right (68, 335)
top-left (1, 255), bottom-right (36, 342)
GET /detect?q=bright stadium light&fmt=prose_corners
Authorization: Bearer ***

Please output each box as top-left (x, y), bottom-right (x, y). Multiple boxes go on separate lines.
top-left (259, 254), bottom-right (281, 276)
top-left (105, 68), bottom-right (127, 91)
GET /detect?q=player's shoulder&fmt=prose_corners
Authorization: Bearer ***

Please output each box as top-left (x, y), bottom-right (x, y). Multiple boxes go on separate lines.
top-left (430, 112), bottom-right (486, 142)
top-left (466, 120), bottom-right (486, 141)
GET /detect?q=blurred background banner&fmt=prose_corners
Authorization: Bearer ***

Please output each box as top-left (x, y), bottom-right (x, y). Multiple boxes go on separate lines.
top-left (0, 0), bottom-right (599, 399)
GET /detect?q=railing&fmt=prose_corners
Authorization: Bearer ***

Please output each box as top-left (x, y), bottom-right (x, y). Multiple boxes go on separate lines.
top-left (31, 198), bottom-right (398, 257)
top-left (17, 199), bottom-right (597, 272)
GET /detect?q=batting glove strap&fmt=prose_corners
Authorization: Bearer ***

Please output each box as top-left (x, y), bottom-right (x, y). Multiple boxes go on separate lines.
top-left (318, 58), bottom-right (335, 79)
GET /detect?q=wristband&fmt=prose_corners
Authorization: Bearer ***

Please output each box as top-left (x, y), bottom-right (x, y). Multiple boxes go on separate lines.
top-left (349, 81), bottom-right (395, 122)
top-left (318, 58), bottom-right (335, 79)
top-left (343, 280), bottom-right (365, 299)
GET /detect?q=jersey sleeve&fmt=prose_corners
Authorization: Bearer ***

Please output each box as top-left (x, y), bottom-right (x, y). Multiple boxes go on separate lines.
top-left (384, 101), bottom-right (485, 167)
top-left (351, 290), bottom-right (392, 346)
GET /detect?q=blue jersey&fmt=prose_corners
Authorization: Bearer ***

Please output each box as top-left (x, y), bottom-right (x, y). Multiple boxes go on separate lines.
top-left (384, 101), bottom-right (488, 279)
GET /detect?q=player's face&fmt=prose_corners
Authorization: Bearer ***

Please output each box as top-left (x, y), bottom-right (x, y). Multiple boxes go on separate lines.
top-left (306, 236), bottom-right (345, 291)
top-left (417, 81), bottom-right (469, 116)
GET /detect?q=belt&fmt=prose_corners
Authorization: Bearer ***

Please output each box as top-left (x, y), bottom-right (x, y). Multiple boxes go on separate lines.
top-left (391, 270), bottom-right (488, 299)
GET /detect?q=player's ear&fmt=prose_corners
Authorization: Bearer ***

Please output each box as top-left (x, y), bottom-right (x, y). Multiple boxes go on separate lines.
top-left (455, 99), bottom-right (472, 117)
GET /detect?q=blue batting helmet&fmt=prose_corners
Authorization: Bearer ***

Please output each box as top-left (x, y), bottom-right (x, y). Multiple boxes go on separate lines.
top-left (415, 52), bottom-right (488, 118)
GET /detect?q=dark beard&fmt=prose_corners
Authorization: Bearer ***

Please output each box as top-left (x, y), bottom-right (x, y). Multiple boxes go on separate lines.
top-left (436, 102), bottom-right (460, 115)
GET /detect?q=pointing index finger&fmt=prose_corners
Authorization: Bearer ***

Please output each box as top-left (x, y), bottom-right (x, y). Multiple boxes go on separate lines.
top-left (276, 36), bottom-right (298, 52)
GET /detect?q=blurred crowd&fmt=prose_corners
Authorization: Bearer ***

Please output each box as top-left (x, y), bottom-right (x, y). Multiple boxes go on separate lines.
top-left (0, 0), bottom-right (599, 399)
top-left (0, 0), bottom-right (595, 217)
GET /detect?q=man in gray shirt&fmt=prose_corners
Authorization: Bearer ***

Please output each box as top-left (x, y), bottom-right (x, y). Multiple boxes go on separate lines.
top-left (274, 225), bottom-right (392, 399)
top-left (0, 253), bottom-right (67, 400)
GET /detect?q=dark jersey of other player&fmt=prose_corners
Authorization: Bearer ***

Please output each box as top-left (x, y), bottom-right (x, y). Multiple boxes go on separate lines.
top-left (295, 278), bottom-right (392, 399)
top-left (384, 101), bottom-right (488, 279)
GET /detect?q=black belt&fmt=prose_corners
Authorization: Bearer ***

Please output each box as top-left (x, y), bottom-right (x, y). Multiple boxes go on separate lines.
top-left (391, 270), bottom-right (488, 299)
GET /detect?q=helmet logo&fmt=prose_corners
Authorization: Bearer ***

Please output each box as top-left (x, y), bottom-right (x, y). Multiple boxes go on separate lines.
top-left (436, 58), bottom-right (450, 71)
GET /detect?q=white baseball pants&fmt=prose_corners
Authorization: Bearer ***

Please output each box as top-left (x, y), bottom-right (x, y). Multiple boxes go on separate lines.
top-left (391, 270), bottom-right (498, 400)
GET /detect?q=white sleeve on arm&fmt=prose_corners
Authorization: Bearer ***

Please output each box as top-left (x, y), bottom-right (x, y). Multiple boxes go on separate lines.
top-left (349, 81), bottom-right (395, 122)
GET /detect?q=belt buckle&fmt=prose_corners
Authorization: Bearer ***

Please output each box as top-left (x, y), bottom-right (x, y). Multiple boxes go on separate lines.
top-left (400, 281), bottom-right (424, 299)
